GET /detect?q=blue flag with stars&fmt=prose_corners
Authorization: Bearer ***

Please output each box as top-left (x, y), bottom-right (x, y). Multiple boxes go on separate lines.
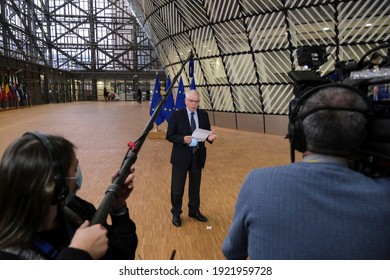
top-left (162, 74), bottom-right (174, 122)
top-left (189, 59), bottom-right (194, 78)
top-left (175, 76), bottom-right (186, 110)
top-left (149, 75), bottom-right (164, 126)
top-left (190, 76), bottom-right (196, 90)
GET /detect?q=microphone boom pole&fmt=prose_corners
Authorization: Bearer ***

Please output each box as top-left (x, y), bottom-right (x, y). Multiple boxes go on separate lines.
top-left (91, 52), bottom-right (194, 225)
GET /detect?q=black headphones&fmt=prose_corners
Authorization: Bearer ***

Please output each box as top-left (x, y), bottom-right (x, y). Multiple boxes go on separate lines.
top-left (24, 131), bottom-right (69, 204)
top-left (287, 83), bottom-right (368, 160)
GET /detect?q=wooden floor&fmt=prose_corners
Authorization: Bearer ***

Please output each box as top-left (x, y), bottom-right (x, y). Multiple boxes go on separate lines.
top-left (0, 101), bottom-right (293, 260)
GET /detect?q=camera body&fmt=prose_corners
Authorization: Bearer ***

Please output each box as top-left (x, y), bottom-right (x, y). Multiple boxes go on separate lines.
top-left (289, 44), bottom-right (390, 176)
top-left (297, 46), bottom-right (328, 70)
top-left (352, 80), bottom-right (390, 176)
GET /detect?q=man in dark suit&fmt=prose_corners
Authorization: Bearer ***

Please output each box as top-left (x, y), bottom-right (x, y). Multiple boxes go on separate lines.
top-left (166, 89), bottom-right (217, 227)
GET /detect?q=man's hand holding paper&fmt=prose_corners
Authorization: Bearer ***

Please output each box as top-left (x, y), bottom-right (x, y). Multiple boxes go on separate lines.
top-left (192, 128), bottom-right (217, 142)
top-left (191, 128), bottom-right (210, 142)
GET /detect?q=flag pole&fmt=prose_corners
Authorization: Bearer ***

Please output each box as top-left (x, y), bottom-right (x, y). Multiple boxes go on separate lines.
top-left (91, 51), bottom-right (194, 225)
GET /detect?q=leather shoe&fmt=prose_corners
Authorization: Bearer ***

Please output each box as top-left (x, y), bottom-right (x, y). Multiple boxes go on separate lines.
top-left (172, 216), bottom-right (181, 227)
top-left (189, 212), bottom-right (208, 222)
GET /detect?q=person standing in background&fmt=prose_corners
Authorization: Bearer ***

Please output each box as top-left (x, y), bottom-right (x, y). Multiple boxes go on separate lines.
top-left (137, 89), bottom-right (142, 103)
top-left (104, 87), bottom-right (109, 102)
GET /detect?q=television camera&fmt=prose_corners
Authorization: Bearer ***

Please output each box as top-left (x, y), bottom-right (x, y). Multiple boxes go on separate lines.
top-left (289, 44), bottom-right (390, 177)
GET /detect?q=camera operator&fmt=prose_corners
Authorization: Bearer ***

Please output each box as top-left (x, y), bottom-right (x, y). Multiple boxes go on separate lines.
top-left (370, 52), bottom-right (390, 68)
top-left (222, 84), bottom-right (390, 260)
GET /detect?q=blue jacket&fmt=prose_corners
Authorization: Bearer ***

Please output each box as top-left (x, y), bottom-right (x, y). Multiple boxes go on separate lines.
top-left (223, 161), bottom-right (390, 259)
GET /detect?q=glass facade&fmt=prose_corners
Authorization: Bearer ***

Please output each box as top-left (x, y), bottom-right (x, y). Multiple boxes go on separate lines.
top-left (127, 0), bottom-right (389, 114)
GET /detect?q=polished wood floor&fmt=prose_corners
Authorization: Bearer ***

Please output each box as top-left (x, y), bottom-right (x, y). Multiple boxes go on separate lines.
top-left (0, 101), bottom-right (293, 260)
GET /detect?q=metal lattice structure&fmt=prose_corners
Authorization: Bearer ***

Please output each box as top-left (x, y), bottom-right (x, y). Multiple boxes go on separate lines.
top-left (127, 0), bottom-right (389, 115)
top-left (0, 0), bottom-right (388, 115)
top-left (0, 0), bottom-right (161, 72)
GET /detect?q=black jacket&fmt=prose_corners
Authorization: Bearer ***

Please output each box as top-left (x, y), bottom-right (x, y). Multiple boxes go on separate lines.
top-left (0, 196), bottom-right (138, 260)
top-left (166, 108), bottom-right (212, 169)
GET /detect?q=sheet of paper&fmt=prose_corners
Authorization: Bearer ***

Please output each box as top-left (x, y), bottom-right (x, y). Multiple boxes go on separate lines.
top-left (192, 128), bottom-right (211, 142)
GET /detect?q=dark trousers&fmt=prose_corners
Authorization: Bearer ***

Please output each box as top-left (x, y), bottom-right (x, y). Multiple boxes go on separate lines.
top-left (170, 153), bottom-right (202, 216)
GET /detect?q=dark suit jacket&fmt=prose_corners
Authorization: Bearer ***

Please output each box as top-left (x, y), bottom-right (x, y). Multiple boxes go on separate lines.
top-left (166, 108), bottom-right (211, 169)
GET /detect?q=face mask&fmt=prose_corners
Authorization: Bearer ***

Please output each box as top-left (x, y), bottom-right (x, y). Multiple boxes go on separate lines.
top-left (75, 165), bottom-right (83, 190)
top-left (66, 165), bottom-right (83, 204)
top-left (189, 138), bottom-right (198, 147)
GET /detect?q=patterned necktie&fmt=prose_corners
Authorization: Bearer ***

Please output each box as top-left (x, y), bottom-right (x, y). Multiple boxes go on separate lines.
top-left (190, 112), bottom-right (198, 153)
top-left (190, 112), bottom-right (196, 132)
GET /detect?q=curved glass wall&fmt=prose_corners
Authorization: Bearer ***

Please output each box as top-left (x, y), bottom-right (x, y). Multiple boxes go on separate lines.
top-left (126, 0), bottom-right (389, 115)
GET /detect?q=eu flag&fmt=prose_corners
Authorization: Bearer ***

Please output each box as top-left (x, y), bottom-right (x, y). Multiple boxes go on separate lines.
top-left (189, 59), bottom-right (194, 78)
top-left (162, 74), bottom-right (174, 122)
top-left (190, 76), bottom-right (196, 90)
top-left (175, 76), bottom-right (186, 110)
top-left (149, 75), bottom-right (164, 126)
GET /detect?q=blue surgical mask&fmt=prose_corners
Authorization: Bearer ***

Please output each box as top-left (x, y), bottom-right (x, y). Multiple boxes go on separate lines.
top-left (66, 165), bottom-right (83, 204)
top-left (189, 138), bottom-right (198, 147)
top-left (75, 165), bottom-right (83, 190)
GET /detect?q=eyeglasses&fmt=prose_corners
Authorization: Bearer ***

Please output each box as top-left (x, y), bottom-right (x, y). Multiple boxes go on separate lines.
top-left (186, 98), bottom-right (200, 104)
